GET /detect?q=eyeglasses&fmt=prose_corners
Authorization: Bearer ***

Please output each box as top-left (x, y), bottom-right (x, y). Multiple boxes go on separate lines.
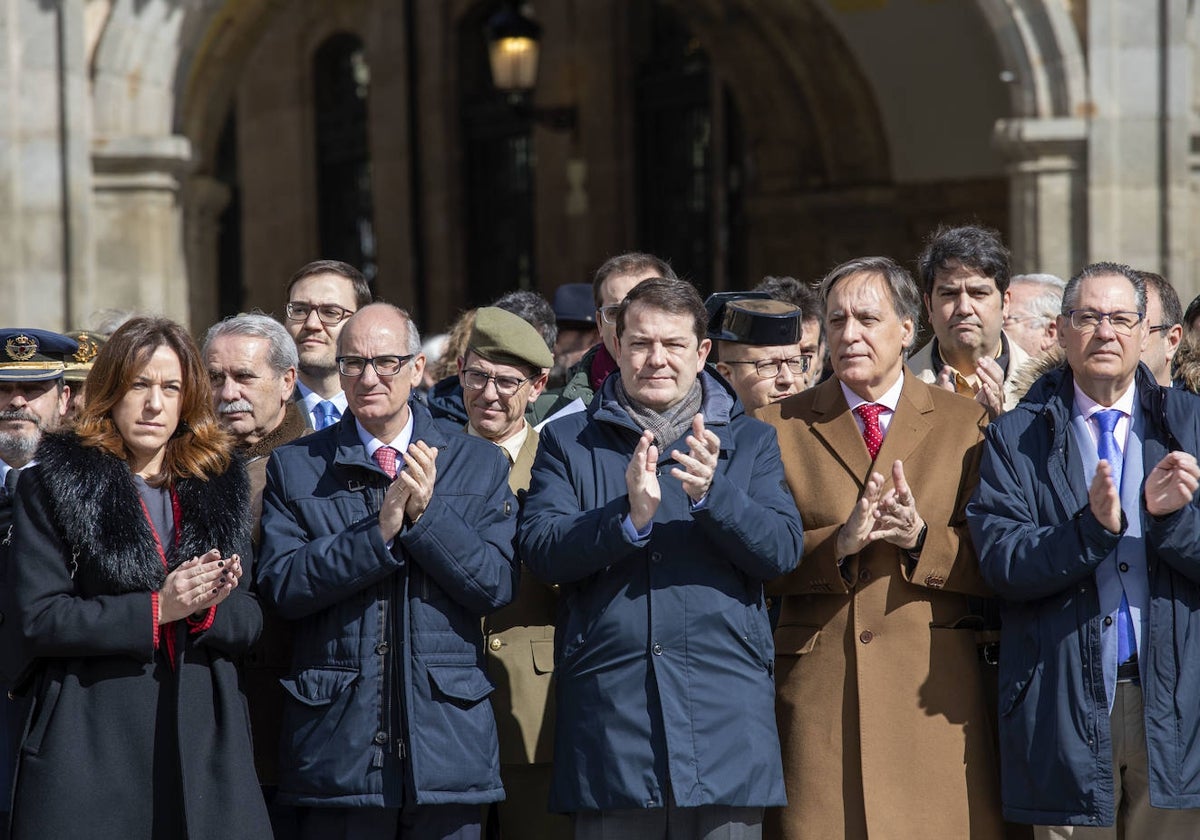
top-left (1148, 323), bottom-right (1171, 334)
top-left (1067, 309), bottom-right (1145, 335)
top-left (599, 304), bottom-right (621, 325)
top-left (723, 355), bottom-right (812, 379)
top-left (1003, 315), bottom-right (1049, 329)
top-left (460, 368), bottom-right (533, 397)
top-left (336, 355), bottom-right (414, 377)
top-left (286, 301), bottom-right (356, 326)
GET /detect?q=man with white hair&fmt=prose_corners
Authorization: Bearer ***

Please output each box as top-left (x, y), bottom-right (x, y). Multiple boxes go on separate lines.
top-left (1005, 273), bottom-right (1066, 358)
top-left (203, 312), bottom-right (308, 839)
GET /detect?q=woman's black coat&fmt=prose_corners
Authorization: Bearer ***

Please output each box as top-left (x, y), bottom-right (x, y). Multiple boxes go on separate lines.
top-left (5, 432), bottom-right (268, 840)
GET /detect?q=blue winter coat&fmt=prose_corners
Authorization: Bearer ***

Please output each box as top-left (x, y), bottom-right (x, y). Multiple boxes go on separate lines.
top-left (517, 371), bottom-right (803, 812)
top-left (968, 363), bottom-right (1200, 826)
top-left (257, 404), bottom-right (519, 807)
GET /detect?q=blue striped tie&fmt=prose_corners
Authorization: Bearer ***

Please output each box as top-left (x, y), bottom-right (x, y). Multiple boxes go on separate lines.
top-left (313, 400), bottom-right (339, 430)
top-left (1095, 409), bottom-right (1136, 664)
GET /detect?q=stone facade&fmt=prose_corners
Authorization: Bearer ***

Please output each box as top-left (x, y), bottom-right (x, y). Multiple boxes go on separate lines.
top-left (1, 0), bottom-right (1196, 336)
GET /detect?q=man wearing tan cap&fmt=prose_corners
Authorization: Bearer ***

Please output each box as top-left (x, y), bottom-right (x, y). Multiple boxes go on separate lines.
top-left (460, 308), bottom-right (569, 839)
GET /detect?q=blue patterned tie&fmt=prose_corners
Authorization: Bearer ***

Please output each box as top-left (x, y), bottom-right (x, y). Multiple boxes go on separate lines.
top-left (313, 400), bottom-right (339, 430)
top-left (1095, 409), bottom-right (1136, 663)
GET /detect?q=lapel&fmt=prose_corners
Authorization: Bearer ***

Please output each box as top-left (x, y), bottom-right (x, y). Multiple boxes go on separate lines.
top-left (807, 377), bottom-right (873, 487)
top-left (509, 425), bottom-right (539, 494)
top-left (874, 370), bottom-right (935, 470)
top-left (807, 370), bottom-right (935, 489)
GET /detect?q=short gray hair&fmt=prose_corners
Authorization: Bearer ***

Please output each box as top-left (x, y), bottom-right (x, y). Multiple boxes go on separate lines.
top-left (1010, 274), bottom-right (1066, 326)
top-left (202, 312), bottom-right (299, 374)
top-left (819, 256), bottom-right (922, 352)
top-left (1062, 262), bottom-right (1146, 316)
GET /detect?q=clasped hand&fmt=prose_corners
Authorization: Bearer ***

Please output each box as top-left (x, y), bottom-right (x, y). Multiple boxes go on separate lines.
top-left (158, 548), bottom-right (241, 624)
top-left (626, 414), bottom-right (720, 532)
top-left (836, 460), bottom-right (926, 559)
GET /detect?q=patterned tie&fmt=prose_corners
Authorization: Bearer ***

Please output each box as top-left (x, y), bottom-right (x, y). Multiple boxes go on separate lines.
top-left (1095, 409), bottom-right (1136, 664)
top-left (313, 400), bottom-right (339, 430)
top-left (373, 446), bottom-right (398, 480)
top-left (856, 403), bottom-right (886, 460)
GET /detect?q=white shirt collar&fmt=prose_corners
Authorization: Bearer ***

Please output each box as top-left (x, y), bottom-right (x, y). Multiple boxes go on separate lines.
top-left (355, 410), bottom-right (415, 460)
top-left (839, 371), bottom-right (904, 415)
top-left (296, 381), bottom-right (348, 414)
top-left (1073, 380), bottom-right (1136, 449)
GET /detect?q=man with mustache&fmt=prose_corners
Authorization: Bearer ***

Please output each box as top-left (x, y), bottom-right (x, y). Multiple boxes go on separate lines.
top-left (203, 313), bottom-right (308, 839)
top-left (0, 328), bottom-right (76, 833)
top-left (908, 224), bottom-right (1032, 418)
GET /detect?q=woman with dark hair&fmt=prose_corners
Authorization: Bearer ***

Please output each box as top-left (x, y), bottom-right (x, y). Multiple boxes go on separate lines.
top-left (6, 316), bottom-right (269, 839)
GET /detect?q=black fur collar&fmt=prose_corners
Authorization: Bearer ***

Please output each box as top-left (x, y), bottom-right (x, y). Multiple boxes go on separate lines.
top-left (33, 432), bottom-right (250, 595)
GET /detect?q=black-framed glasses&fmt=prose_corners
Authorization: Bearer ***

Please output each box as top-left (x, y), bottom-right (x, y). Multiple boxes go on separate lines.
top-left (724, 355), bottom-right (812, 379)
top-left (460, 368), bottom-right (533, 397)
top-left (286, 301), bottom-right (356, 326)
top-left (336, 355), bottom-right (414, 377)
top-left (1147, 323), bottom-right (1171, 334)
top-left (1067, 309), bottom-right (1144, 335)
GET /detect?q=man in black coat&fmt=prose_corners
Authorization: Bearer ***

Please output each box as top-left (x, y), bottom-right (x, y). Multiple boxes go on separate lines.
top-left (0, 328), bottom-right (75, 831)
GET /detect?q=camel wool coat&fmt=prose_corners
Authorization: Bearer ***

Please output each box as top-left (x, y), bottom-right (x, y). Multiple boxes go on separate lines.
top-left (756, 370), bottom-right (1005, 840)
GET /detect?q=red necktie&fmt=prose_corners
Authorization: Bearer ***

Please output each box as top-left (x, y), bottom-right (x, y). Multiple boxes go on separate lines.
top-left (373, 446), bottom-right (398, 480)
top-left (856, 403), bottom-right (886, 460)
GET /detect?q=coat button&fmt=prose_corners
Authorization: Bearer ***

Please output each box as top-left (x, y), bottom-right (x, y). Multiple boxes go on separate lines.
top-left (859, 630), bottom-right (874, 644)
top-left (373, 731), bottom-right (388, 745)
top-left (651, 552), bottom-right (662, 563)
top-left (859, 568), bottom-right (871, 582)
top-left (375, 642), bottom-right (390, 655)
top-left (1119, 562), bottom-right (1129, 572)
top-left (489, 637), bottom-right (502, 651)
top-left (652, 643), bottom-right (663, 656)
top-left (1104, 616), bottom-right (1113, 627)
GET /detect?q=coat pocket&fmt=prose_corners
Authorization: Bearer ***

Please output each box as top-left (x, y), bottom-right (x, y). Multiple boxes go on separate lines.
top-left (278, 666), bottom-right (363, 794)
top-left (773, 623), bottom-right (821, 656)
top-left (426, 663), bottom-right (495, 708)
top-left (412, 663), bottom-right (500, 794)
top-left (531, 640), bottom-right (554, 675)
top-left (21, 677), bottom-right (61, 756)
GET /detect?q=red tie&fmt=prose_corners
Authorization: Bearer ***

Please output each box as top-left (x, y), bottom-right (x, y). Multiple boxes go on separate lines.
top-left (856, 403), bottom-right (886, 460)
top-left (373, 446), bottom-right (398, 480)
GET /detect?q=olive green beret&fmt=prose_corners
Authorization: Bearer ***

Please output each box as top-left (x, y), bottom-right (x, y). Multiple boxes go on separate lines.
top-left (468, 307), bottom-right (554, 370)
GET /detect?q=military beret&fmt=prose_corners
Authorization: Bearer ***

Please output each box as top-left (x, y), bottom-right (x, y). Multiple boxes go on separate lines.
top-left (709, 298), bottom-right (802, 345)
top-left (63, 330), bottom-right (108, 382)
top-left (468, 307), bottom-right (554, 370)
top-left (0, 328), bottom-right (79, 381)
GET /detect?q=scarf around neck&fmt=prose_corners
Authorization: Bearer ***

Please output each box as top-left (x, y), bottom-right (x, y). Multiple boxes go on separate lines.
top-left (614, 375), bottom-right (703, 449)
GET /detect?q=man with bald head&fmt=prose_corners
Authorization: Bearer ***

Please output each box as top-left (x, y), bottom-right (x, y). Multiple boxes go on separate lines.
top-left (258, 303), bottom-right (519, 840)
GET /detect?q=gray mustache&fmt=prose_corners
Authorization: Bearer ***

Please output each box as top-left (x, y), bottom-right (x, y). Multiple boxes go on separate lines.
top-left (217, 400), bottom-right (254, 414)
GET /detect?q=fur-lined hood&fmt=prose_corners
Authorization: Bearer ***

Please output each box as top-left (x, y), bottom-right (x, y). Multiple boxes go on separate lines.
top-left (30, 432), bottom-right (250, 595)
top-left (1006, 347), bottom-right (1067, 404)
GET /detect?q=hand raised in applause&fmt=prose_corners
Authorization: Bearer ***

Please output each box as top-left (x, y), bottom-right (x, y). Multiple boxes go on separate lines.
top-left (626, 431), bottom-right (660, 533)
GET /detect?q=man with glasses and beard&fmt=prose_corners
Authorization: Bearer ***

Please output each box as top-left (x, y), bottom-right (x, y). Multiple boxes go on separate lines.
top-left (0, 328), bottom-right (76, 832)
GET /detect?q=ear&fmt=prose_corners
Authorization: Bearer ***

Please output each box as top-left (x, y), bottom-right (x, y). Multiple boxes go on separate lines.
top-left (923, 293), bottom-right (933, 317)
top-left (1001, 288), bottom-right (1011, 316)
top-left (715, 361), bottom-right (733, 379)
top-left (1056, 316), bottom-right (1068, 349)
top-left (410, 353), bottom-right (427, 386)
top-left (57, 383), bottom-right (70, 419)
top-left (528, 370), bottom-right (550, 401)
top-left (281, 367), bottom-right (297, 401)
top-left (697, 338), bottom-right (712, 369)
